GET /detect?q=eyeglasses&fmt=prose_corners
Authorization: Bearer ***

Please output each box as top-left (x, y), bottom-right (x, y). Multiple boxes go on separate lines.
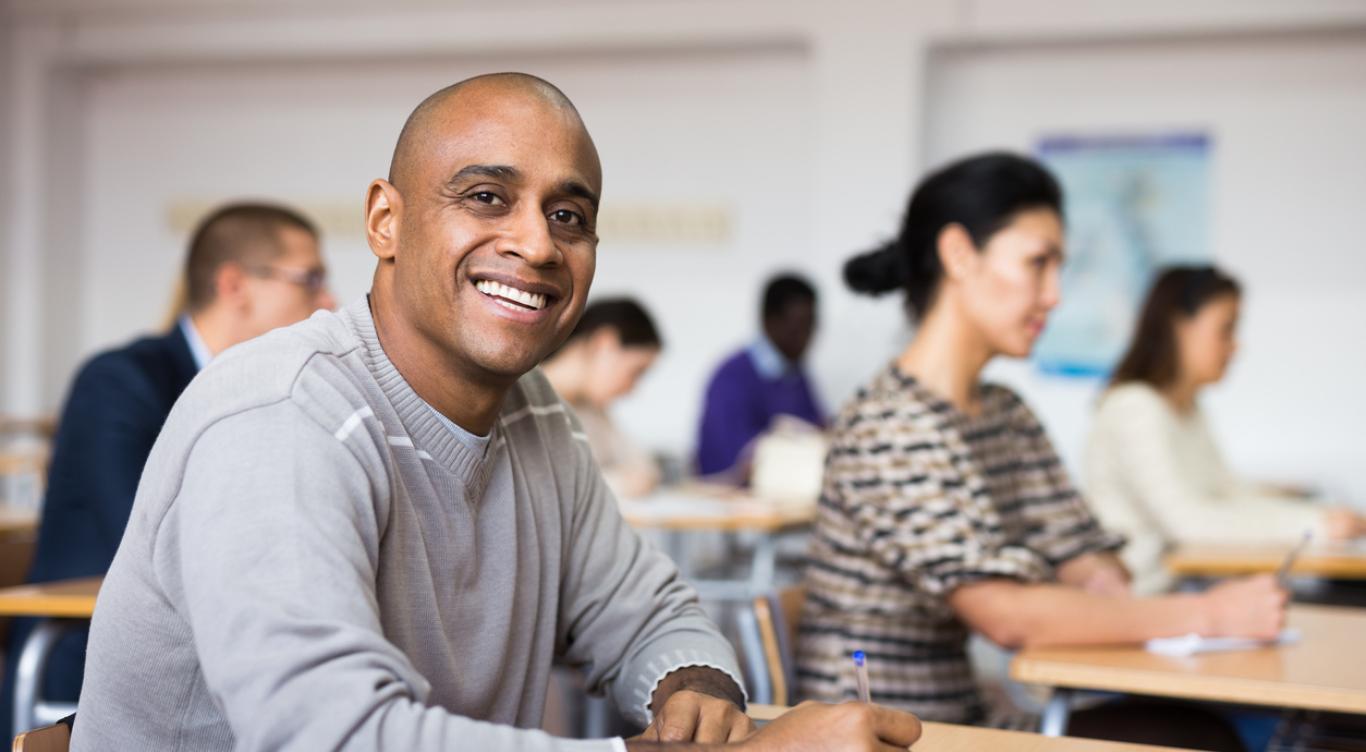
top-left (246, 265), bottom-right (329, 295)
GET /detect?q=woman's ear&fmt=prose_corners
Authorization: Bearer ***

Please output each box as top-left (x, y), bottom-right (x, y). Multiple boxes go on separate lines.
top-left (936, 223), bottom-right (977, 282)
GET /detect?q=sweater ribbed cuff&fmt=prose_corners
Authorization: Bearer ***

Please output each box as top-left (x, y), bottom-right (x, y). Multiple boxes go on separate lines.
top-left (638, 657), bottom-right (749, 725)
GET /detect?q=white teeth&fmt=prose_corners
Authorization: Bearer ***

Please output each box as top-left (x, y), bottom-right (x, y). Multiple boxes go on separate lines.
top-left (474, 280), bottom-right (547, 311)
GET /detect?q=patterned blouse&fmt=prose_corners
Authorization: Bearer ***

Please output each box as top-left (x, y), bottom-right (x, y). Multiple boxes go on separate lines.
top-left (795, 365), bottom-right (1123, 725)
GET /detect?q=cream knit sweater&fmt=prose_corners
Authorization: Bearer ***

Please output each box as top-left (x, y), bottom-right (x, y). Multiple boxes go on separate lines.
top-left (1084, 382), bottom-right (1326, 594)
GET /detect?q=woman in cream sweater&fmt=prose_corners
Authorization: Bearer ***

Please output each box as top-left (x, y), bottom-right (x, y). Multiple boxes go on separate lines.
top-left (1085, 266), bottom-right (1364, 594)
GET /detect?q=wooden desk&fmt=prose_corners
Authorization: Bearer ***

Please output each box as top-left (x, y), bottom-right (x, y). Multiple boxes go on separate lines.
top-left (0, 417), bottom-right (56, 439)
top-left (620, 483), bottom-right (815, 533)
top-left (1166, 542), bottom-right (1366, 579)
top-left (0, 577), bottom-right (100, 619)
top-left (747, 704), bottom-right (1184, 751)
top-left (1011, 605), bottom-right (1366, 735)
top-left (0, 577), bottom-right (101, 735)
top-left (621, 485), bottom-right (815, 601)
top-left (0, 504), bottom-right (39, 538)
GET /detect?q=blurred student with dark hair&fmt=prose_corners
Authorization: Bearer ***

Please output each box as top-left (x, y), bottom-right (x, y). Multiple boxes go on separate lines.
top-left (1086, 265), bottom-right (1364, 595)
top-left (542, 297), bottom-right (664, 498)
top-left (695, 273), bottom-right (824, 477)
top-left (1, 202), bottom-right (333, 737)
top-left (797, 153), bottom-right (1283, 750)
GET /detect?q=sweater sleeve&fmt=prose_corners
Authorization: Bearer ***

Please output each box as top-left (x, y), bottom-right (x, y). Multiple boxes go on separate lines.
top-left (1003, 393), bottom-right (1126, 565)
top-left (1092, 386), bottom-right (1325, 544)
top-left (555, 431), bottom-right (746, 727)
top-left (154, 401), bottom-right (617, 752)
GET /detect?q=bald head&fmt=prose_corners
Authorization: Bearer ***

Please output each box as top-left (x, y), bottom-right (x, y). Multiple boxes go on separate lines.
top-left (364, 72), bottom-right (604, 423)
top-left (388, 73), bottom-right (588, 194)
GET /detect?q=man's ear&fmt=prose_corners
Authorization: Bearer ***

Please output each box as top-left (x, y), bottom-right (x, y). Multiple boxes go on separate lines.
top-left (366, 179), bottom-right (403, 262)
top-left (213, 262), bottom-right (250, 312)
top-left (936, 223), bottom-right (978, 282)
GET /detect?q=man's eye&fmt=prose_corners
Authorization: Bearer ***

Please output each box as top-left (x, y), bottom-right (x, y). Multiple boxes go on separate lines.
top-left (471, 192), bottom-right (503, 205)
top-left (549, 209), bottom-right (584, 226)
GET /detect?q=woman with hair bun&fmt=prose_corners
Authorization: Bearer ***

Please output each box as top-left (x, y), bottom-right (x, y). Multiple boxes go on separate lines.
top-left (796, 152), bottom-right (1281, 749)
top-left (1086, 266), bottom-right (1364, 595)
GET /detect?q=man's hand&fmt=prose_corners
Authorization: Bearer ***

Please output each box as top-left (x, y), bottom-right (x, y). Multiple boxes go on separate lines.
top-left (739, 701), bottom-right (921, 751)
top-left (637, 666), bottom-right (753, 743)
top-left (627, 701), bottom-right (922, 751)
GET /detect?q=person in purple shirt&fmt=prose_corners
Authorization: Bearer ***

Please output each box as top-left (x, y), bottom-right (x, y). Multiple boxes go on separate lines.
top-left (696, 273), bottom-right (824, 477)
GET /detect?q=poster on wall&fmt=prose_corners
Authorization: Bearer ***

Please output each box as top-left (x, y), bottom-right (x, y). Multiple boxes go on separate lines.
top-left (1033, 133), bottom-right (1212, 377)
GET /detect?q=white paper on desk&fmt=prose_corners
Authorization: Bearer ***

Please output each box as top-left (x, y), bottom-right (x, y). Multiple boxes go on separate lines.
top-left (1145, 627), bottom-right (1301, 657)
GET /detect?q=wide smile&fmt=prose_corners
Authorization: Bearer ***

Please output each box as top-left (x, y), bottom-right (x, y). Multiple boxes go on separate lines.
top-left (469, 275), bottom-right (567, 325)
top-left (474, 279), bottom-right (550, 312)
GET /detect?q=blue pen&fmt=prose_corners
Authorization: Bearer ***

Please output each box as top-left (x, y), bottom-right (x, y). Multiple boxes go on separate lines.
top-left (852, 650), bottom-right (871, 703)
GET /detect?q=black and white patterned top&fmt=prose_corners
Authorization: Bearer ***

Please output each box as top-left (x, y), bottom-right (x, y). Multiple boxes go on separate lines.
top-left (795, 364), bottom-right (1123, 725)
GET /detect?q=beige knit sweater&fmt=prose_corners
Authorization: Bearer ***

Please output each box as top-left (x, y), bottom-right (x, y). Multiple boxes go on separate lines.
top-left (1084, 382), bottom-right (1326, 594)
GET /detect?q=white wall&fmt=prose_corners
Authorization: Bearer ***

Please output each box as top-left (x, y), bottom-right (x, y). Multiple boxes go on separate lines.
top-left (4, 0), bottom-right (1365, 497)
top-left (0, 10), bottom-right (12, 410)
top-left (925, 30), bottom-right (1366, 500)
top-left (80, 46), bottom-right (816, 454)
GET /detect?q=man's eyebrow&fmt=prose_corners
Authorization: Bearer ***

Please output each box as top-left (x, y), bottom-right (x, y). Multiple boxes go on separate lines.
top-left (445, 165), bottom-right (598, 209)
top-left (560, 180), bottom-right (600, 211)
top-left (446, 164), bottom-right (521, 187)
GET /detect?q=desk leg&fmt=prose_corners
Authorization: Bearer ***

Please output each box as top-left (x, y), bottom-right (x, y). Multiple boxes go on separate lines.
top-left (13, 618), bottom-right (77, 735)
top-left (1039, 688), bottom-right (1072, 737)
top-left (750, 535), bottom-right (776, 594)
top-left (663, 530), bottom-right (692, 580)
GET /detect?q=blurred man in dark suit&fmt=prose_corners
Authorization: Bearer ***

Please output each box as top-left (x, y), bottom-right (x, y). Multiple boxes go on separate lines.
top-left (2, 202), bottom-right (334, 736)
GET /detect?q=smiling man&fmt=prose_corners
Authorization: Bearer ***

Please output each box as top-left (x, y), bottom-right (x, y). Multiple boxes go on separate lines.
top-left (69, 75), bottom-right (920, 752)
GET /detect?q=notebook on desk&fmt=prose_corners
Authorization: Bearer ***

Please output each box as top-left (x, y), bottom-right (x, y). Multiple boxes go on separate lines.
top-left (1145, 627), bottom-right (1301, 657)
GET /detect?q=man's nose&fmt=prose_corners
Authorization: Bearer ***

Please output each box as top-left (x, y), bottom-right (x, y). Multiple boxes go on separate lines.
top-left (497, 206), bottom-right (561, 267)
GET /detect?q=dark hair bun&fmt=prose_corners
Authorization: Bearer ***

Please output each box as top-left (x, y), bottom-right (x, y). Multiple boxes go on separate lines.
top-left (844, 241), bottom-right (906, 296)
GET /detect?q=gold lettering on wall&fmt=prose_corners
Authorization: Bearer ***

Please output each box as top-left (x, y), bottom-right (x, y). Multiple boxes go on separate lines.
top-left (167, 201), bottom-right (365, 238)
top-left (168, 201), bottom-right (733, 247)
top-left (596, 204), bottom-right (733, 247)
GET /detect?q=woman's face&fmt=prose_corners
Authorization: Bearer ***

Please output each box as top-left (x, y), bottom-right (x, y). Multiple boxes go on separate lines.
top-left (583, 331), bottom-right (659, 407)
top-left (955, 208), bottom-right (1065, 359)
top-left (1176, 293), bottom-right (1240, 387)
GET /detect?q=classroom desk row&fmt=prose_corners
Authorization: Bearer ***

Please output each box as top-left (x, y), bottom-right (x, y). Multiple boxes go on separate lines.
top-left (1166, 541), bottom-right (1366, 579)
top-left (619, 484), bottom-right (816, 601)
top-left (5, 496), bottom-right (1366, 745)
top-left (1013, 604), bottom-right (1366, 736)
top-left (5, 575), bottom-right (1366, 748)
top-left (0, 573), bottom-right (1185, 751)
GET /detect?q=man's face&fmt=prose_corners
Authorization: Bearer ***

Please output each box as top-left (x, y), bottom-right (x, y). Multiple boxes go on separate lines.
top-left (240, 226), bottom-right (335, 340)
top-left (764, 298), bottom-right (816, 364)
top-left (387, 92), bottom-right (602, 383)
